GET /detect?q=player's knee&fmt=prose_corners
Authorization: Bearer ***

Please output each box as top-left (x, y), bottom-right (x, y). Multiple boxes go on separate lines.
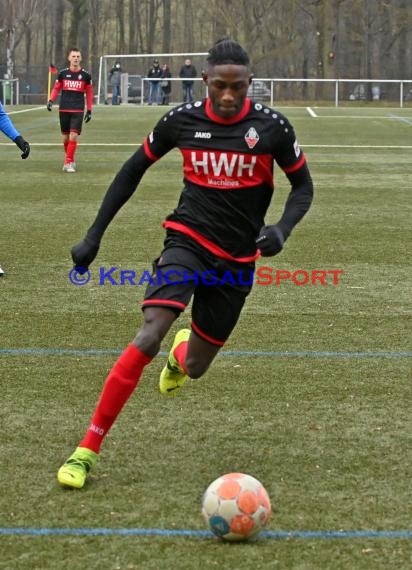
top-left (133, 328), bottom-right (162, 357)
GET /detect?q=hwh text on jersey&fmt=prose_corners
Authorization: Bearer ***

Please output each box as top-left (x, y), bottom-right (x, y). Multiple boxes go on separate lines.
top-left (63, 80), bottom-right (84, 90)
top-left (191, 151), bottom-right (257, 177)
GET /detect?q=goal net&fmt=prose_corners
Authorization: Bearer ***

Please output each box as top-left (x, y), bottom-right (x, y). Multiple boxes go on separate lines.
top-left (97, 52), bottom-right (208, 105)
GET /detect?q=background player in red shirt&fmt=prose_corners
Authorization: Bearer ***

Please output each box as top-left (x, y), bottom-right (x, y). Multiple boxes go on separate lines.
top-left (46, 48), bottom-right (93, 173)
top-left (57, 39), bottom-right (314, 488)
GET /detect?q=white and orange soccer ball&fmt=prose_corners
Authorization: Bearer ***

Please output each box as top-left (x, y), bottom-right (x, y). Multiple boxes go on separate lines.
top-left (201, 472), bottom-right (271, 541)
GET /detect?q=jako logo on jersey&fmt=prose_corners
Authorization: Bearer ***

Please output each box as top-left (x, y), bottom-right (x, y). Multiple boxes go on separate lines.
top-left (245, 127), bottom-right (259, 149)
top-left (63, 80), bottom-right (83, 89)
top-left (194, 131), bottom-right (212, 139)
top-left (293, 140), bottom-right (301, 158)
top-left (191, 151), bottom-right (257, 177)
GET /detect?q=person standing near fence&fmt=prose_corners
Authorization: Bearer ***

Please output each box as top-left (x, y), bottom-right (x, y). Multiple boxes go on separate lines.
top-left (147, 59), bottom-right (162, 105)
top-left (109, 61), bottom-right (122, 105)
top-left (160, 63), bottom-right (172, 105)
top-left (179, 58), bottom-right (197, 103)
top-left (46, 47), bottom-right (93, 173)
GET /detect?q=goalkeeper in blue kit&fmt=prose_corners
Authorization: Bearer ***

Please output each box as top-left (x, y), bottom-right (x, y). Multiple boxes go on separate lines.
top-left (57, 39), bottom-right (314, 488)
top-left (0, 101), bottom-right (30, 275)
top-left (0, 101), bottom-right (30, 159)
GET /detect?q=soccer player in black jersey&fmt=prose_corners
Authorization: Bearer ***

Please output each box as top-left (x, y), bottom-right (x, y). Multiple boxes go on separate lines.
top-left (57, 39), bottom-right (314, 488)
top-left (47, 48), bottom-right (93, 173)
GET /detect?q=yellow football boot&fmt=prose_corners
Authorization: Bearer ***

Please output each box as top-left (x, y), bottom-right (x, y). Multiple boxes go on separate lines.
top-left (159, 329), bottom-right (191, 396)
top-left (57, 447), bottom-right (98, 489)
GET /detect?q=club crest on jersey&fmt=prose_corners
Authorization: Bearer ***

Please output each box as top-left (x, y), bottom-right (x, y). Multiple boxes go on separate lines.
top-left (244, 127), bottom-right (259, 149)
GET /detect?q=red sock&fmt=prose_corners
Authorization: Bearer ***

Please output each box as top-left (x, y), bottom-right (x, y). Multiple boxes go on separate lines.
top-left (173, 340), bottom-right (188, 373)
top-left (64, 141), bottom-right (69, 155)
top-left (66, 140), bottom-right (77, 163)
top-left (79, 344), bottom-right (152, 453)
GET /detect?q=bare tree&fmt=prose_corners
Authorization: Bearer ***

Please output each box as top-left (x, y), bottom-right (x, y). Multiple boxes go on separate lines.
top-left (2, 0), bottom-right (412, 103)
top-left (0, 0), bottom-right (40, 78)
top-left (115, 0), bottom-right (126, 54)
top-left (66, 0), bottom-right (88, 51)
top-left (162, 0), bottom-right (171, 53)
top-left (53, 0), bottom-right (65, 66)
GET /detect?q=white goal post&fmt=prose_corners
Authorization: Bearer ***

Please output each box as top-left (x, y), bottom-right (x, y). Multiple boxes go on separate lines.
top-left (97, 52), bottom-right (208, 105)
top-left (0, 78), bottom-right (20, 105)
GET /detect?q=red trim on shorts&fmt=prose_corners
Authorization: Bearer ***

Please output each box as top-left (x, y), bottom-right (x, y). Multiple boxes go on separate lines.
top-left (142, 299), bottom-right (186, 310)
top-left (191, 321), bottom-right (225, 347)
top-left (282, 153), bottom-right (306, 173)
top-left (163, 221), bottom-right (259, 263)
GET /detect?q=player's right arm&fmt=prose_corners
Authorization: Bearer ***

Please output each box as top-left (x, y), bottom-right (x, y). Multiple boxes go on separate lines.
top-left (47, 74), bottom-right (63, 109)
top-left (71, 146), bottom-right (153, 269)
top-left (72, 116), bottom-right (178, 270)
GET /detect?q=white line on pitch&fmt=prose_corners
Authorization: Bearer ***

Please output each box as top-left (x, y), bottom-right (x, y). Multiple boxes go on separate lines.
top-left (6, 106), bottom-right (44, 115)
top-left (306, 107), bottom-right (317, 117)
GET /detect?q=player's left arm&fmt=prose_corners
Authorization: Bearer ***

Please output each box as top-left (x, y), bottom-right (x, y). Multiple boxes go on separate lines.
top-left (84, 75), bottom-right (93, 122)
top-left (256, 121), bottom-right (313, 256)
top-left (276, 158), bottom-right (314, 238)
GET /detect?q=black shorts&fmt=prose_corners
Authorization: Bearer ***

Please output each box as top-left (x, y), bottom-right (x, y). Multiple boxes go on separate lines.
top-left (142, 246), bottom-right (255, 346)
top-left (59, 111), bottom-right (83, 135)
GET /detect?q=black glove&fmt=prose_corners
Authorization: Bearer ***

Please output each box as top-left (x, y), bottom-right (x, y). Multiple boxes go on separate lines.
top-left (46, 100), bottom-right (53, 111)
top-left (256, 224), bottom-right (285, 257)
top-left (84, 110), bottom-right (92, 123)
top-left (14, 135), bottom-right (30, 159)
top-left (71, 236), bottom-right (100, 273)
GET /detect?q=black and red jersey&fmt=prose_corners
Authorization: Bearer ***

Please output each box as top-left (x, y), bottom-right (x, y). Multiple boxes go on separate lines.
top-left (50, 67), bottom-right (93, 112)
top-left (87, 97), bottom-right (313, 263)
top-left (142, 98), bottom-right (308, 261)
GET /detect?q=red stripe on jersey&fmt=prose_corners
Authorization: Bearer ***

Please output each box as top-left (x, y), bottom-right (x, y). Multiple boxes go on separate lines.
top-left (205, 98), bottom-right (251, 124)
top-left (191, 321), bottom-right (225, 346)
top-left (143, 138), bottom-right (159, 162)
top-left (142, 299), bottom-right (187, 310)
top-left (282, 153), bottom-right (306, 173)
top-left (59, 109), bottom-right (83, 113)
top-left (163, 221), bottom-right (260, 263)
top-left (180, 148), bottom-right (274, 190)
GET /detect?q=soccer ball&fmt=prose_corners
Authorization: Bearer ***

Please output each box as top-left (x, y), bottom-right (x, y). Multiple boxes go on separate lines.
top-left (201, 472), bottom-right (271, 541)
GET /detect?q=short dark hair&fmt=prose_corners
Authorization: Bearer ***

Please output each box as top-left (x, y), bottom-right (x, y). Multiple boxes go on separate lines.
top-left (206, 39), bottom-right (250, 67)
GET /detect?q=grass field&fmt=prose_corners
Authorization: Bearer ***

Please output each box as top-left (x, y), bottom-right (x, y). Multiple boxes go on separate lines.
top-left (1, 103), bottom-right (411, 570)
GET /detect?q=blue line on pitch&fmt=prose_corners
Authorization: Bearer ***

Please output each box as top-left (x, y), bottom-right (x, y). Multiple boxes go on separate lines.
top-left (0, 527), bottom-right (411, 539)
top-left (0, 348), bottom-right (411, 358)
